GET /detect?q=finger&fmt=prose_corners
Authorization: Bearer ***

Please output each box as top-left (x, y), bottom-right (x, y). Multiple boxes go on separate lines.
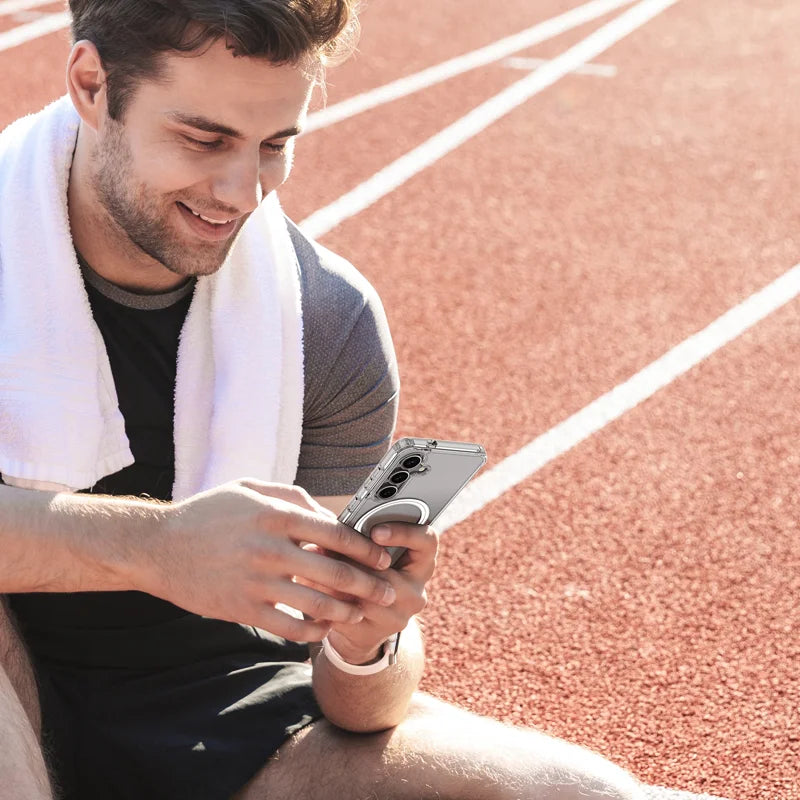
top-left (236, 480), bottom-right (336, 519)
top-left (253, 605), bottom-right (333, 642)
top-left (302, 572), bottom-right (428, 629)
top-left (354, 581), bottom-right (429, 626)
top-left (275, 506), bottom-right (392, 571)
top-left (370, 523), bottom-right (438, 581)
top-left (272, 581), bottom-right (365, 624)
top-left (288, 546), bottom-right (397, 607)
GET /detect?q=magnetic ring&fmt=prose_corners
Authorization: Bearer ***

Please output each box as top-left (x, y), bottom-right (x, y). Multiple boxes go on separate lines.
top-left (352, 499), bottom-right (431, 533)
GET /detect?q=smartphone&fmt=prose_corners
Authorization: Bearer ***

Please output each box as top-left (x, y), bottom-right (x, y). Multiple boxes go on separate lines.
top-left (338, 438), bottom-right (487, 565)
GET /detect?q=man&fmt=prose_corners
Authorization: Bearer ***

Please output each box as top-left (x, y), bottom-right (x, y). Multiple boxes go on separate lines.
top-left (0, 2), bottom-right (645, 798)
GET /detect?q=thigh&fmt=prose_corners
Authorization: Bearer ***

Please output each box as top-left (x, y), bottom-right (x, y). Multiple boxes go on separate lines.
top-left (0, 596), bottom-right (41, 738)
top-left (234, 692), bottom-right (642, 800)
top-left (1, 603), bottom-right (75, 799)
top-left (0, 665), bottom-right (52, 800)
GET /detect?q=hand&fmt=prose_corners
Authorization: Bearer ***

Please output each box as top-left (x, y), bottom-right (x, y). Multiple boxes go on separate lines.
top-left (140, 479), bottom-right (396, 642)
top-left (317, 521), bottom-right (439, 665)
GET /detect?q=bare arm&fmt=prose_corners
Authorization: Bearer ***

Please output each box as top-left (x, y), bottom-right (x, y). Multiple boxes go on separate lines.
top-left (310, 496), bottom-right (434, 732)
top-left (0, 482), bottom-right (163, 594)
top-left (309, 615), bottom-right (425, 733)
top-left (0, 480), bottom-right (396, 643)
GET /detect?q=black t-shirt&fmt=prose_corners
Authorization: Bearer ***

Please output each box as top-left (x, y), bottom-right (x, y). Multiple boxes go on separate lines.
top-left (5, 222), bottom-right (400, 666)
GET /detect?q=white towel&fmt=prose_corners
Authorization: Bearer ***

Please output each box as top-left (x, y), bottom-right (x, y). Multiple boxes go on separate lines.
top-left (0, 95), bottom-right (304, 499)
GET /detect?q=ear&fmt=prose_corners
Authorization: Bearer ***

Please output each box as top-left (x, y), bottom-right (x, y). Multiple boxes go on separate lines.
top-left (66, 40), bottom-right (108, 132)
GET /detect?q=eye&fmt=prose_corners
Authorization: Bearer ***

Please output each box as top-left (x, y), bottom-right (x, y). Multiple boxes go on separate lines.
top-left (262, 141), bottom-right (289, 154)
top-left (183, 135), bottom-right (223, 150)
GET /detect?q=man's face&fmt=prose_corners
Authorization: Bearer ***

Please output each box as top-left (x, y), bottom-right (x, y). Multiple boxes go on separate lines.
top-left (89, 40), bottom-right (316, 279)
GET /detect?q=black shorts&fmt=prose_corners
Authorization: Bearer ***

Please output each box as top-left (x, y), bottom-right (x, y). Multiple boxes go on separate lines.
top-left (31, 614), bottom-right (322, 800)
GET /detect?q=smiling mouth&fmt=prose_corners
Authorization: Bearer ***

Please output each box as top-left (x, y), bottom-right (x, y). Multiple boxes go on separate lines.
top-left (178, 202), bottom-right (237, 225)
top-left (176, 201), bottom-right (240, 242)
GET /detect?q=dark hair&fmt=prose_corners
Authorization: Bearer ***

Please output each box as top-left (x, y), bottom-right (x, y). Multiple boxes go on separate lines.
top-left (69, 0), bottom-right (360, 119)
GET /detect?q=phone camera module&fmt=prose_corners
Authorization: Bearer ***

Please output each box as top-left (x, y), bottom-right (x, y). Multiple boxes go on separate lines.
top-left (389, 470), bottom-right (410, 485)
top-left (377, 484), bottom-right (398, 499)
top-left (401, 455), bottom-right (423, 470)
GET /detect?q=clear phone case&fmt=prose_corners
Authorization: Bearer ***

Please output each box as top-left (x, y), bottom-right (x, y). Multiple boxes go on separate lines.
top-left (338, 438), bottom-right (486, 563)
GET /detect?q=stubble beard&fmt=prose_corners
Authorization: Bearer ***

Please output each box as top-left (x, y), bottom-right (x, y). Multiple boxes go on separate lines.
top-left (91, 119), bottom-right (239, 279)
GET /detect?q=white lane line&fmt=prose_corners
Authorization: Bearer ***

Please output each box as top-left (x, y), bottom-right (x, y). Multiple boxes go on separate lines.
top-left (436, 262), bottom-right (800, 532)
top-left (0, 9), bottom-right (68, 52)
top-left (503, 55), bottom-right (619, 78)
top-left (0, 0), bottom-right (630, 104)
top-left (304, 0), bottom-right (637, 133)
top-left (300, 0), bottom-right (678, 239)
top-left (0, 0), bottom-right (56, 15)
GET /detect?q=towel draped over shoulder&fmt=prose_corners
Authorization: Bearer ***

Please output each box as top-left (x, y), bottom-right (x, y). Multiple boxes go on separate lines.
top-left (0, 95), bottom-right (304, 497)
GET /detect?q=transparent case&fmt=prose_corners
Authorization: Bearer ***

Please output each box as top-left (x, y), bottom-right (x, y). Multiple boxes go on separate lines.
top-left (338, 438), bottom-right (486, 563)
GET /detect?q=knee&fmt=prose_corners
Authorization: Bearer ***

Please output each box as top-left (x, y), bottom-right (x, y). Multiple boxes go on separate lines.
top-left (561, 771), bottom-right (644, 800)
top-left (401, 693), bottom-right (645, 800)
top-left (535, 744), bottom-right (644, 800)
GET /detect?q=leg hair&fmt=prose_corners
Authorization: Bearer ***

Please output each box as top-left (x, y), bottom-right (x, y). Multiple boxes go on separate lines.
top-left (234, 692), bottom-right (644, 800)
top-left (0, 597), bottom-right (41, 739)
top-left (0, 663), bottom-right (52, 800)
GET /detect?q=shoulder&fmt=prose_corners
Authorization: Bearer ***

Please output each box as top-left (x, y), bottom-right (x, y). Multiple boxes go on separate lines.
top-left (286, 221), bottom-right (400, 494)
top-left (286, 217), bottom-right (383, 324)
top-left (286, 218), bottom-right (393, 367)
top-left (285, 218), bottom-right (398, 412)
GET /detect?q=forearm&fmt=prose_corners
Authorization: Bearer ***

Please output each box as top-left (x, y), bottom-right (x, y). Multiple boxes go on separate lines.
top-left (311, 617), bottom-right (425, 733)
top-left (0, 483), bottom-right (164, 594)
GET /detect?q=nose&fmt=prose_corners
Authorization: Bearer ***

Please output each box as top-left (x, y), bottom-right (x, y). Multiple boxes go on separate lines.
top-left (209, 150), bottom-right (263, 216)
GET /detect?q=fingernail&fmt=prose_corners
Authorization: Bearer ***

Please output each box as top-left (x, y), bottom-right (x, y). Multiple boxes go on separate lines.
top-left (350, 609), bottom-right (364, 623)
top-left (381, 584), bottom-right (396, 606)
top-left (378, 550), bottom-right (392, 569)
top-left (372, 525), bottom-right (391, 542)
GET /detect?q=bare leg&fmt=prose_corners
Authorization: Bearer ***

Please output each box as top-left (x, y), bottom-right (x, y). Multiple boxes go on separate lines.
top-left (0, 598), bottom-right (41, 739)
top-left (235, 692), bottom-right (643, 800)
top-left (0, 600), bottom-right (52, 800)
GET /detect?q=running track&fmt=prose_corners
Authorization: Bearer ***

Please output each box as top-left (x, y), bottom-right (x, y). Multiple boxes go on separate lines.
top-left (2, 2), bottom-right (798, 798)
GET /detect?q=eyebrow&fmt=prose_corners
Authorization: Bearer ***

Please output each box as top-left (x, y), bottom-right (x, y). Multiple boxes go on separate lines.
top-left (166, 111), bottom-right (302, 141)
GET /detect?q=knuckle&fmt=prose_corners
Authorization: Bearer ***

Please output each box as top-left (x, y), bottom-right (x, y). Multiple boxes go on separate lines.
top-left (256, 541), bottom-right (286, 568)
top-left (309, 592), bottom-right (335, 619)
top-left (276, 613), bottom-right (306, 642)
top-left (331, 522), bottom-right (353, 550)
top-left (331, 560), bottom-right (355, 590)
top-left (415, 590), bottom-right (428, 613)
top-left (257, 505), bottom-right (291, 537)
top-left (290, 485), bottom-right (312, 503)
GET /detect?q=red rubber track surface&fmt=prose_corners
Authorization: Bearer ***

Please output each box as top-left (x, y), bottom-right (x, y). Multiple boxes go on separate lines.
top-left (2, 2), bottom-right (797, 798)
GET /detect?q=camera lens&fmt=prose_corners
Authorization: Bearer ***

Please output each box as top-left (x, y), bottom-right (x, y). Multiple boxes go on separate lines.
top-left (377, 484), bottom-right (398, 499)
top-left (401, 455), bottom-right (422, 470)
top-left (389, 470), bottom-right (409, 485)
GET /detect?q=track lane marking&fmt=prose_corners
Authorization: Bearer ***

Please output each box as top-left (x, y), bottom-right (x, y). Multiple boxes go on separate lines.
top-left (299, 0), bottom-right (679, 239)
top-left (0, 8), bottom-right (67, 52)
top-left (0, 0), bottom-right (632, 106)
top-left (0, 0), bottom-right (56, 15)
top-left (502, 55), bottom-right (619, 77)
top-left (436, 263), bottom-right (800, 532)
top-left (305, 0), bottom-right (637, 133)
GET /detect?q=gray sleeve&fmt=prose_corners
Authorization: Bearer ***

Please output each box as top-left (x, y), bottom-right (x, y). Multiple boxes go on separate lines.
top-left (288, 221), bottom-right (400, 497)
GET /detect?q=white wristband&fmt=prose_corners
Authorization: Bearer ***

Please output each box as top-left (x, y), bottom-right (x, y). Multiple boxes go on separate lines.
top-left (321, 632), bottom-right (400, 675)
